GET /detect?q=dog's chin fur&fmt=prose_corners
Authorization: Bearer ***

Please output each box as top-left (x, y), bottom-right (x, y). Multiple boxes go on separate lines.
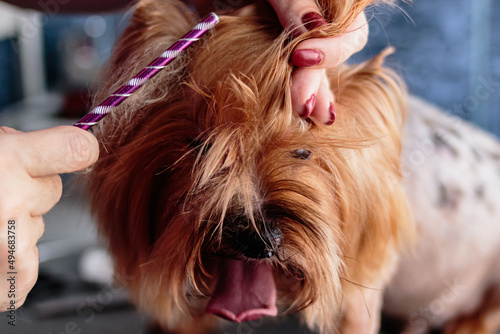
top-left (87, 0), bottom-right (412, 332)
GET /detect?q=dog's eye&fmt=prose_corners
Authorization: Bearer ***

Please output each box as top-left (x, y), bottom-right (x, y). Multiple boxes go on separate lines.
top-left (290, 149), bottom-right (312, 160)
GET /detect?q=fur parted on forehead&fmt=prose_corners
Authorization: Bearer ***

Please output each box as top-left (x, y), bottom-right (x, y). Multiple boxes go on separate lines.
top-left (87, 0), bottom-right (411, 332)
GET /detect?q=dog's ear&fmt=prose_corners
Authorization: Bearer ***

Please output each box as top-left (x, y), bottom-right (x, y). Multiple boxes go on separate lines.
top-left (94, 0), bottom-right (197, 104)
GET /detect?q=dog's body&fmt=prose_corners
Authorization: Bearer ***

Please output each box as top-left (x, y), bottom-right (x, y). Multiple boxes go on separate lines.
top-left (384, 96), bottom-right (500, 334)
top-left (86, 0), bottom-right (500, 333)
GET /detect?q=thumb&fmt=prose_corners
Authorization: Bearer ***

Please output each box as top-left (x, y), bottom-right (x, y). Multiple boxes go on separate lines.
top-left (11, 126), bottom-right (99, 177)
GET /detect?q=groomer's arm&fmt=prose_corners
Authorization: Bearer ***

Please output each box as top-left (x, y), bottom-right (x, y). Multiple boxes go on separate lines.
top-left (1, 0), bottom-right (133, 12)
top-left (0, 126), bottom-right (98, 310)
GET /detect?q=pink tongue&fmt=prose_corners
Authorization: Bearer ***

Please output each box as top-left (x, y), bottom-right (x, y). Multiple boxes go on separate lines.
top-left (206, 258), bottom-right (277, 323)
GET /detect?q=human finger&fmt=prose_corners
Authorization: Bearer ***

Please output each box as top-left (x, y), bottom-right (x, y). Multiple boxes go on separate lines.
top-left (6, 126), bottom-right (99, 177)
top-left (29, 175), bottom-right (63, 216)
top-left (267, 0), bottom-right (326, 35)
top-left (290, 68), bottom-right (323, 118)
top-left (310, 72), bottom-right (336, 125)
top-left (0, 217), bottom-right (41, 310)
top-left (291, 68), bottom-right (336, 124)
top-left (291, 12), bottom-right (369, 69)
top-left (0, 126), bottom-right (22, 135)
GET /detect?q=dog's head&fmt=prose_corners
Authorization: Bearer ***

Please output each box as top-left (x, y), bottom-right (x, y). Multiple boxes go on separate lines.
top-left (88, 0), bottom-right (410, 332)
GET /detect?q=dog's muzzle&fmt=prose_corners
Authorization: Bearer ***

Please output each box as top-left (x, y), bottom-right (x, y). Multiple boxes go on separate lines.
top-left (233, 221), bottom-right (283, 260)
top-left (205, 217), bottom-right (282, 322)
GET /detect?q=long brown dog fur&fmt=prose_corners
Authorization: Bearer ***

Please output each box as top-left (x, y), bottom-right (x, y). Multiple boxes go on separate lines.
top-left (87, 0), bottom-right (412, 332)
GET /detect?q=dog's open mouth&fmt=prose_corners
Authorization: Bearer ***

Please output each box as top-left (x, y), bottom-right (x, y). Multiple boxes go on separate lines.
top-left (206, 258), bottom-right (277, 322)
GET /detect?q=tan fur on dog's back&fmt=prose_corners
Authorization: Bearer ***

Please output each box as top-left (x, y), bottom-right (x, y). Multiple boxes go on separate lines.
top-left (87, 0), bottom-right (411, 332)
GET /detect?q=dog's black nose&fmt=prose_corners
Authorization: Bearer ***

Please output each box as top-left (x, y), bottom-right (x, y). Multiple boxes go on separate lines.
top-left (236, 226), bottom-right (282, 259)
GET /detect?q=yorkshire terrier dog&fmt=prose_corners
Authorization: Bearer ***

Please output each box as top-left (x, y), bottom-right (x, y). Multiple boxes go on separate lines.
top-left (86, 0), bottom-right (500, 333)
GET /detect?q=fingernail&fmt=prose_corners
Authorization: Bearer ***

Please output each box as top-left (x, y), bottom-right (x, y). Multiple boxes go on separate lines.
top-left (302, 12), bottom-right (327, 31)
top-left (291, 49), bottom-right (323, 67)
top-left (301, 94), bottom-right (315, 118)
top-left (326, 102), bottom-right (336, 125)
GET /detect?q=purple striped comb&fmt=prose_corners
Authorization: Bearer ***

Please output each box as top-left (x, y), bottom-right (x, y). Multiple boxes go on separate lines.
top-left (74, 12), bottom-right (219, 131)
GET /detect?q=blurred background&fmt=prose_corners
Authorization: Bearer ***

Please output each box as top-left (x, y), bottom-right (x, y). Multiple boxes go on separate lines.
top-left (0, 0), bottom-right (498, 333)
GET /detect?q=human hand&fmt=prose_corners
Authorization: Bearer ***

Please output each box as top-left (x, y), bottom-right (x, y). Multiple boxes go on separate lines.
top-left (187, 0), bottom-right (369, 124)
top-left (0, 126), bottom-right (98, 310)
top-left (267, 0), bottom-right (369, 124)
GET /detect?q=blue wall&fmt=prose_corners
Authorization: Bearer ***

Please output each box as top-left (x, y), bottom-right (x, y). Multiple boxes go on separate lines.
top-left (358, 0), bottom-right (499, 137)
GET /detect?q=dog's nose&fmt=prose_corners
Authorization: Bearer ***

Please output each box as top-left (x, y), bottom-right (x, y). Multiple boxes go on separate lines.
top-left (237, 227), bottom-right (282, 259)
